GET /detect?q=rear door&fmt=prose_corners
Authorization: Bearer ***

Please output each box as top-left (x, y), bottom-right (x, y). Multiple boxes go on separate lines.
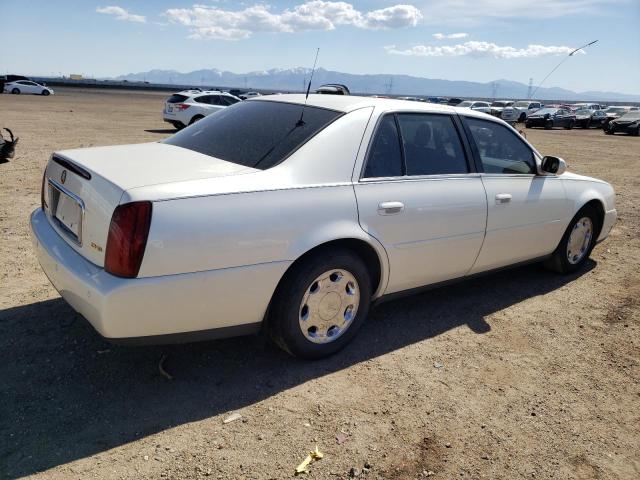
top-left (354, 112), bottom-right (487, 294)
top-left (461, 116), bottom-right (569, 273)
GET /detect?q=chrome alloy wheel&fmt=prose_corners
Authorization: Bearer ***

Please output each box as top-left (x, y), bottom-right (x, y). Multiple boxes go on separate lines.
top-left (567, 217), bottom-right (593, 264)
top-left (299, 269), bottom-right (360, 344)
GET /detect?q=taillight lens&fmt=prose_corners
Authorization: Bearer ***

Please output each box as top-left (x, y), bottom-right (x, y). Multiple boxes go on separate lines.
top-left (175, 103), bottom-right (190, 111)
top-left (105, 202), bottom-right (152, 278)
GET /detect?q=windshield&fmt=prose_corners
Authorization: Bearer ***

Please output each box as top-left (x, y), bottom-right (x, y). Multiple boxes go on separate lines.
top-left (531, 108), bottom-right (558, 115)
top-left (605, 107), bottom-right (627, 114)
top-left (458, 101), bottom-right (473, 107)
top-left (575, 109), bottom-right (592, 115)
top-left (491, 101), bottom-right (511, 107)
top-left (163, 100), bottom-right (343, 170)
top-left (619, 111), bottom-right (640, 121)
top-left (514, 101), bottom-right (530, 107)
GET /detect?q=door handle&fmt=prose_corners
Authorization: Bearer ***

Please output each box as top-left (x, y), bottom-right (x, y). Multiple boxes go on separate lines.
top-left (378, 201), bottom-right (405, 215)
top-left (495, 193), bottom-right (512, 204)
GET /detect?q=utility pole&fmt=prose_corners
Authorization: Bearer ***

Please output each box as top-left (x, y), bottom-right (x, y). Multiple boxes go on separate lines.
top-left (527, 78), bottom-right (533, 99)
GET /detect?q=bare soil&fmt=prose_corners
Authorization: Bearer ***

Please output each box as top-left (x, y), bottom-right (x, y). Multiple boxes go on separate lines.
top-left (1, 88), bottom-right (639, 480)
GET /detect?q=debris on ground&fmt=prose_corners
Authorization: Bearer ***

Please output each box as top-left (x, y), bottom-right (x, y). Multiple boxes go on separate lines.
top-left (0, 128), bottom-right (19, 164)
top-left (158, 353), bottom-right (173, 380)
top-left (294, 445), bottom-right (324, 475)
top-left (336, 432), bottom-right (349, 445)
top-left (223, 412), bottom-right (242, 424)
top-left (433, 361), bottom-right (444, 369)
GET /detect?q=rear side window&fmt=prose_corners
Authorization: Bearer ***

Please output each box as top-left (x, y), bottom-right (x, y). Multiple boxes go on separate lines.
top-left (167, 94), bottom-right (189, 104)
top-left (397, 113), bottom-right (468, 175)
top-left (363, 115), bottom-right (403, 178)
top-left (220, 95), bottom-right (240, 106)
top-left (164, 101), bottom-right (342, 170)
top-left (465, 117), bottom-right (536, 174)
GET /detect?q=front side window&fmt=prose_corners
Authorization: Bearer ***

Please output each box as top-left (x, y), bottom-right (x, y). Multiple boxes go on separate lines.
top-left (363, 115), bottom-right (403, 178)
top-left (164, 100), bottom-right (342, 170)
top-left (465, 117), bottom-right (536, 174)
top-left (397, 114), bottom-right (468, 175)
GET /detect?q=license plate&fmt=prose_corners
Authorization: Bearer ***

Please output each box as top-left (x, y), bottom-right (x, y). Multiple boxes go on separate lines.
top-left (49, 180), bottom-right (83, 244)
top-left (167, 104), bottom-right (173, 112)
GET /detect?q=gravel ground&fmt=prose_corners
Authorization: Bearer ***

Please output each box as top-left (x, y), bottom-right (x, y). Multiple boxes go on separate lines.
top-left (0, 88), bottom-right (639, 480)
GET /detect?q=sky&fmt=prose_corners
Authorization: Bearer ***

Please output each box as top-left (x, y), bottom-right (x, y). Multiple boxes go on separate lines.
top-left (1, 0), bottom-right (639, 95)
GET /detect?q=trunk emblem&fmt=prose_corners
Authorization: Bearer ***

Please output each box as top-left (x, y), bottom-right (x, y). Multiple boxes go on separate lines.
top-left (60, 170), bottom-right (67, 184)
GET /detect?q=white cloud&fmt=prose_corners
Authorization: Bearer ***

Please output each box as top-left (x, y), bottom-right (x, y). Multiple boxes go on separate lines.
top-left (165, 2), bottom-right (422, 40)
top-left (433, 32), bottom-right (468, 40)
top-left (96, 6), bottom-right (146, 23)
top-left (420, 0), bottom-right (624, 25)
top-left (384, 41), bottom-right (585, 59)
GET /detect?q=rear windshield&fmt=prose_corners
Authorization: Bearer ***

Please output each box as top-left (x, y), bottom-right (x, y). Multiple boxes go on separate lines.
top-left (167, 94), bottom-right (189, 103)
top-left (163, 100), bottom-right (343, 170)
top-left (620, 111), bottom-right (640, 120)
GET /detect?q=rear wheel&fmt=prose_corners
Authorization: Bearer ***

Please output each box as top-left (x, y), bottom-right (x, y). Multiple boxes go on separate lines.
top-left (42, 90), bottom-right (50, 96)
top-left (564, 121), bottom-right (574, 130)
top-left (544, 120), bottom-right (554, 130)
top-left (518, 112), bottom-right (526, 123)
top-left (268, 248), bottom-right (371, 359)
top-left (189, 115), bottom-right (204, 125)
top-left (544, 205), bottom-right (599, 274)
top-left (632, 127), bottom-right (640, 136)
top-left (11, 88), bottom-right (20, 94)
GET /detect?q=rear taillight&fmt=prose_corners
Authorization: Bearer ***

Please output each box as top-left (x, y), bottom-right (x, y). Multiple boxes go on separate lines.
top-left (175, 103), bottom-right (190, 111)
top-left (105, 202), bottom-right (152, 278)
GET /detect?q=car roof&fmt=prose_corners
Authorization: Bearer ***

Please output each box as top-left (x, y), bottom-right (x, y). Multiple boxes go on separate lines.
top-left (254, 94), bottom-right (465, 115)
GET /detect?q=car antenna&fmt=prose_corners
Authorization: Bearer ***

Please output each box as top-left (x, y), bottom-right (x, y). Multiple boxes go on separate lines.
top-left (297, 47), bottom-right (320, 127)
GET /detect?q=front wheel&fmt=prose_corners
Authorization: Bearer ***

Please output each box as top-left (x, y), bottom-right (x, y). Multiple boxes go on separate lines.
top-left (544, 120), bottom-right (554, 130)
top-left (189, 115), bottom-right (204, 125)
top-left (564, 121), bottom-right (574, 130)
top-left (11, 88), bottom-right (20, 94)
top-left (42, 90), bottom-right (50, 96)
top-left (544, 206), bottom-right (599, 274)
top-left (268, 248), bottom-right (372, 359)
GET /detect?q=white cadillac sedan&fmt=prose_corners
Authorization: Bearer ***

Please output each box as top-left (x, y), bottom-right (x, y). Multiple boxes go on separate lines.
top-left (31, 95), bottom-right (617, 358)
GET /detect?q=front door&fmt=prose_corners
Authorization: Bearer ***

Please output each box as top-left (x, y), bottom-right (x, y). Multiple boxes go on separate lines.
top-left (354, 112), bottom-right (488, 294)
top-left (462, 116), bottom-right (570, 274)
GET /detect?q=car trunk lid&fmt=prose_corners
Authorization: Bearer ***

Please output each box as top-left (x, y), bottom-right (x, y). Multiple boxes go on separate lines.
top-left (43, 142), bottom-right (258, 266)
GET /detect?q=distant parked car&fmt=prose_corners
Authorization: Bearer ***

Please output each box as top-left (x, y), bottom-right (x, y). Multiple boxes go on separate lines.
top-left (502, 101), bottom-right (543, 123)
top-left (316, 84), bottom-right (350, 95)
top-left (447, 98), bottom-right (463, 106)
top-left (163, 90), bottom-right (241, 129)
top-left (457, 100), bottom-right (491, 114)
top-left (574, 109), bottom-right (608, 128)
top-left (572, 103), bottom-right (601, 111)
top-left (239, 92), bottom-right (262, 100)
top-left (490, 100), bottom-right (514, 118)
top-left (525, 108), bottom-right (576, 129)
top-left (604, 111), bottom-right (640, 135)
top-left (4, 80), bottom-right (54, 96)
top-left (602, 106), bottom-right (639, 128)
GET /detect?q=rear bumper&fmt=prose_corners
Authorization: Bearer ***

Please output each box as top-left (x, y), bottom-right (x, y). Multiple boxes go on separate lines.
top-left (30, 208), bottom-right (289, 343)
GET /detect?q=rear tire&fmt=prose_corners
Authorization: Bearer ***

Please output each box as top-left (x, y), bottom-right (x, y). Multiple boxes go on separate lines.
top-left (189, 115), bottom-right (204, 125)
top-left (42, 90), bottom-right (50, 96)
top-left (268, 248), bottom-right (371, 359)
top-left (544, 205), bottom-right (599, 274)
top-left (564, 121), bottom-right (574, 130)
top-left (11, 88), bottom-right (20, 94)
top-left (518, 113), bottom-right (526, 123)
top-left (544, 120), bottom-right (553, 130)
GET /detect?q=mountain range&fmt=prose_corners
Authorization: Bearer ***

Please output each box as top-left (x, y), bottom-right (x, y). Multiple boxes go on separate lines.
top-left (114, 67), bottom-right (640, 102)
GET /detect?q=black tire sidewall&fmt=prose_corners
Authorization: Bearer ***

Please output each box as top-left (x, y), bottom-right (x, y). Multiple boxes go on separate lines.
top-left (11, 88), bottom-right (19, 94)
top-left (550, 206), bottom-right (598, 273)
top-left (270, 249), bottom-right (372, 359)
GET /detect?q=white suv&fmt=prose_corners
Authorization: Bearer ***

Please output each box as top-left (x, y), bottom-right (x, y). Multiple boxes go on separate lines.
top-left (163, 90), bottom-right (241, 129)
top-left (501, 101), bottom-right (543, 123)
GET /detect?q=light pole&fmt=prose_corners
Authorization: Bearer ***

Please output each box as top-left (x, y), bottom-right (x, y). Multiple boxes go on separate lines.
top-left (529, 40), bottom-right (598, 99)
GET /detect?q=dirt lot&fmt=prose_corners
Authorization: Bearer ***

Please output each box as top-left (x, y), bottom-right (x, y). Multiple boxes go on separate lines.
top-left (1, 88), bottom-right (639, 480)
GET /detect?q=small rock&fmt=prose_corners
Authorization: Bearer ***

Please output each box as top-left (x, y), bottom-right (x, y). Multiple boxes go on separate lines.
top-left (481, 454), bottom-right (489, 460)
top-left (336, 433), bottom-right (349, 445)
top-left (223, 412), bottom-right (242, 424)
top-left (424, 471), bottom-right (435, 477)
top-left (304, 422), bottom-right (311, 427)
top-left (445, 442), bottom-right (451, 448)
top-left (433, 362), bottom-right (444, 369)
top-left (349, 467), bottom-right (362, 477)
top-left (143, 455), bottom-right (149, 461)
top-left (364, 461), bottom-right (372, 469)
top-left (257, 433), bottom-right (265, 440)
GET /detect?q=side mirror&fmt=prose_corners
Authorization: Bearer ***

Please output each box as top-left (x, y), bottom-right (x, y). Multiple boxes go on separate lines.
top-left (540, 156), bottom-right (566, 175)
